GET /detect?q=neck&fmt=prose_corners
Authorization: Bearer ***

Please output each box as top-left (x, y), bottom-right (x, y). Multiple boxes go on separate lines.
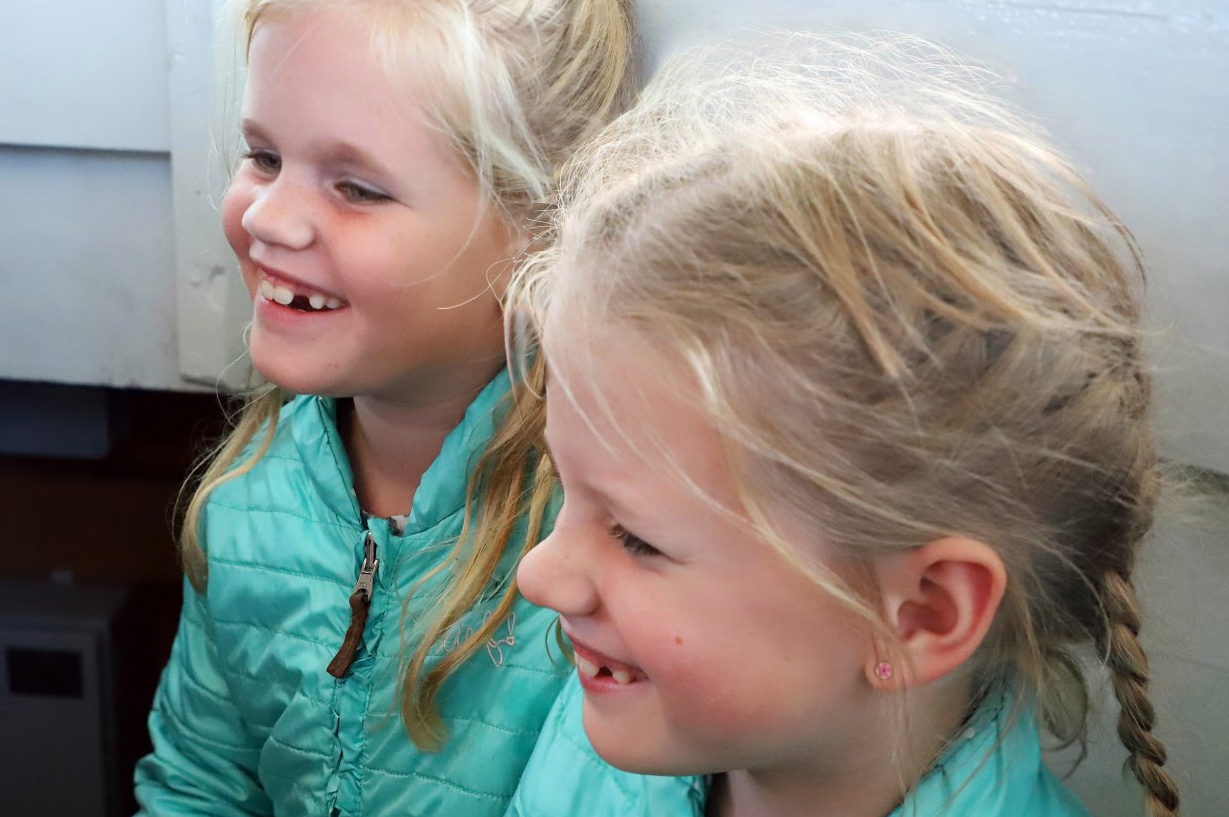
top-left (712, 680), bottom-right (973, 817)
top-left (712, 757), bottom-right (904, 817)
top-left (345, 370), bottom-right (497, 517)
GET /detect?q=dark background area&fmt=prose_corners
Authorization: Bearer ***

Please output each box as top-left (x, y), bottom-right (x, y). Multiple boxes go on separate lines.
top-left (0, 385), bottom-right (230, 815)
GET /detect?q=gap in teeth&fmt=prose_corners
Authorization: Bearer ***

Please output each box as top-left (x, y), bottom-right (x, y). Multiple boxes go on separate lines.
top-left (575, 653), bottom-right (635, 684)
top-left (259, 276), bottom-right (342, 311)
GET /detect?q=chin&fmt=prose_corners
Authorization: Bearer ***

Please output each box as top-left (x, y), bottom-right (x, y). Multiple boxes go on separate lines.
top-left (593, 749), bottom-right (707, 779)
top-left (249, 358), bottom-right (329, 398)
top-left (585, 731), bottom-right (703, 778)
top-left (247, 339), bottom-right (334, 397)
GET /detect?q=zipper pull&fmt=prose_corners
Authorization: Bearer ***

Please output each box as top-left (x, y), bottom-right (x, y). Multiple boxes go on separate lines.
top-left (327, 533), bottom-right (380, 678)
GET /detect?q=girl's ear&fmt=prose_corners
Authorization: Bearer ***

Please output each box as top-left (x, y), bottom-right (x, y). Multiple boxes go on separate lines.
top-left (506, 224), bottom-right (533, 258)
top-left (491, 225), bottom-right (533, 300)
top-left (867, 536), bottom-right (1006, 689)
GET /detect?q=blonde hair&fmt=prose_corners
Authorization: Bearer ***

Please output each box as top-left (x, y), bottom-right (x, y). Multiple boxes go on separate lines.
top-left (180, 0), bottom-right (638, 751)
top-left (516, 33), bottom-right (1179, 815)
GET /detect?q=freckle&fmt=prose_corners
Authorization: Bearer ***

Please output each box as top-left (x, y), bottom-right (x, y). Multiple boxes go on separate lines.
top-left (674, 636), bottom-right (683, 646)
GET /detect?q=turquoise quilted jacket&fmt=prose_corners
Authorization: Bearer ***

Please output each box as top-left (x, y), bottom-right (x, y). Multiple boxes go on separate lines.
top-left (506, 677), bottom-right (1094, 817)
top-left (135, 376), bottom-right (568, 817)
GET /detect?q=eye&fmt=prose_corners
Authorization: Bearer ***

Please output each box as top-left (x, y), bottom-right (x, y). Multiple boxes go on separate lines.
top-left (610, 524), bottom-right (662, 558)
top-left (243, 148), bottom-right (281, 174)
top-left (336, 180), bottom-right (391, 204)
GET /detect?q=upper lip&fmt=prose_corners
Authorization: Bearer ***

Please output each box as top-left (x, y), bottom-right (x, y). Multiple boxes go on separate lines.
top-left (253, 262), bottom-right (342, 300)
top-left (563, 628), bottom-right (641, 673)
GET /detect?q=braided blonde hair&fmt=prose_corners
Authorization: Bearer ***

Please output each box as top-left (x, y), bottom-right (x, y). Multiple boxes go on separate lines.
top-left (515, 33), bottom-right (1178, 814)
top-left (181, 0), bottom-right (638, 751)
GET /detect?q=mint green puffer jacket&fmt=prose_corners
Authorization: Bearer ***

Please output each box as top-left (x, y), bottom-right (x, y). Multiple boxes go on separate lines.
top-left (506, 677), bottom-right (1093, 817)
top-left (135, 376), bottom-right (567, 817)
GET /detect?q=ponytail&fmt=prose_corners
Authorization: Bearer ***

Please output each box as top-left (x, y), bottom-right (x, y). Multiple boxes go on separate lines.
top-left (1100, 569), bottom-right (1180, 817)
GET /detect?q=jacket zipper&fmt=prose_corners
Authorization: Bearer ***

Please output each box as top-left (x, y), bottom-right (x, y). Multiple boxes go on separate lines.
top-left (327, 531), bottom-right (380, 678)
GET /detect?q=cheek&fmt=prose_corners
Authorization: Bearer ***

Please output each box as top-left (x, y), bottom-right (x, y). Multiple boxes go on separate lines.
top-left (642, 637), bottom-right (783, 743)
top-left (642, 592), bottom-right (830, 711)
top-left (220, 182), bottom-right (255, 281)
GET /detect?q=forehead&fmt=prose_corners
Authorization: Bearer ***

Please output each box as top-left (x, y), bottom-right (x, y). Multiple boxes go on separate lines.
top-left (542, 317), bottom-right (738, 505)
top-left (243, 7), bottom-right (452, 159)
top-left (247, 8), bottom-right (377, 91)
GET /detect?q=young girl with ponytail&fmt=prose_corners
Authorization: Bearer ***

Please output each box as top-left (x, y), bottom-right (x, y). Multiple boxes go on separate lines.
top-left (507, 33), bottom-right (1180, 817)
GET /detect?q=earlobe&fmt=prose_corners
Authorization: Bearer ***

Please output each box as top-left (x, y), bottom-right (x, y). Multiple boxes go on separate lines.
top-left (868, 537), bottom-right (1006, 689)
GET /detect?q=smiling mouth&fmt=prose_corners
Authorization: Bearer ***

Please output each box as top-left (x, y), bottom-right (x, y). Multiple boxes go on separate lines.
top-left (570, 641), bottom-right (648, 686)
top-left (258, 273), bottom-right (347, 313)
top-left (575, 654), bottom-right (644, 685)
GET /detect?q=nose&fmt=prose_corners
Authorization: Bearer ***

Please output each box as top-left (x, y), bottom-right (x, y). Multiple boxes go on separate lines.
top-left (240, 176), bottom-right (314, 251)
top-left (517, 524), bottom-right (600, 618)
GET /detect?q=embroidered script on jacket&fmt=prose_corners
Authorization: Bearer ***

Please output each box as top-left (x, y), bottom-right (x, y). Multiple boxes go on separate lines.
top-left (440, 611), bottom-right (518, 667)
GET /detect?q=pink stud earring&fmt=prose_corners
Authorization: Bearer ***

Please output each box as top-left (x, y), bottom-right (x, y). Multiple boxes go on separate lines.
top-left (874, 661), bottom-right (893, 681)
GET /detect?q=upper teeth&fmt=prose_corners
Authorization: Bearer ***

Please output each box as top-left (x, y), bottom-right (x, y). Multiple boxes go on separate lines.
top-left (576, 654), bottom-right (601, 678)
top-left (259, 277), bottom-right (343, 310)
top-left (575, 653), bottom-right (636, 684)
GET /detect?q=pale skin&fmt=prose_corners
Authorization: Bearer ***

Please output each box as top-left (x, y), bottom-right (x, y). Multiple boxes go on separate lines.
top-left (518, 318), bottom-right (1008, 817)
top-left (221, 7), bottom-right (523, 516)
top-left (345, 392), bottom-right (486, 518)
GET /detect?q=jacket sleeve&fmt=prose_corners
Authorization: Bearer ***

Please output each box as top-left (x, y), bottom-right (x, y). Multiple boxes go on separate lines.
top-left (133, 579), bottom-right (272, 817)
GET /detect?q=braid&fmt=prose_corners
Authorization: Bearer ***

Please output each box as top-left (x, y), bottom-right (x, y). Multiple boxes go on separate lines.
top-left (1100, 569), bottom-right (1180, 817)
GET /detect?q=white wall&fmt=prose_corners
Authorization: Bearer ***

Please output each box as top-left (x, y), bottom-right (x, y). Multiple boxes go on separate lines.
top-left (0, 0), bottom-right (244, 393)
top-left (0, 0), bottom-right (171, 151)
top-left (0, 147), bottom-right (180, 388)
top-left (0, 0), bottom-right (183, 389)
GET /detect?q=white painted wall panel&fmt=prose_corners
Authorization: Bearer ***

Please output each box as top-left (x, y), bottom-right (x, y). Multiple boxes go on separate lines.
top-left (0, 147), bottom-right (181, 388)
top-left (166, 0), bottom-right (250, 390)
top-left (0, 0), bottom-right (171, 152)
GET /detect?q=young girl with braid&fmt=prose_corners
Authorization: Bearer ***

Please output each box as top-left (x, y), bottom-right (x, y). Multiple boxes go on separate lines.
top-left (504, 34), bottom-right (1181, 817)
top-left (134, 1), bottom-right (635, 815)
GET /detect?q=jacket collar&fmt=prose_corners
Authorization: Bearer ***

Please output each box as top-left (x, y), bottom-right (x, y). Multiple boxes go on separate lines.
top-left (889, 690), bottom-right (1059, 817)
top-left (292, 373), bottom-right (513, 535)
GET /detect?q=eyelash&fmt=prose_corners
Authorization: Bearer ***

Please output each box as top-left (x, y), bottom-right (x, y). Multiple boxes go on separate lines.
top-left (544, 454), bottom-right (659, 558)
top-left (244, 148), bottom-right (280, 174)
top-left (242, 150), bottom-right (389, 204)
top-left (334, 180), bottom-right (390, 204)
top-left (610, 524), bottom-right (662, 558)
